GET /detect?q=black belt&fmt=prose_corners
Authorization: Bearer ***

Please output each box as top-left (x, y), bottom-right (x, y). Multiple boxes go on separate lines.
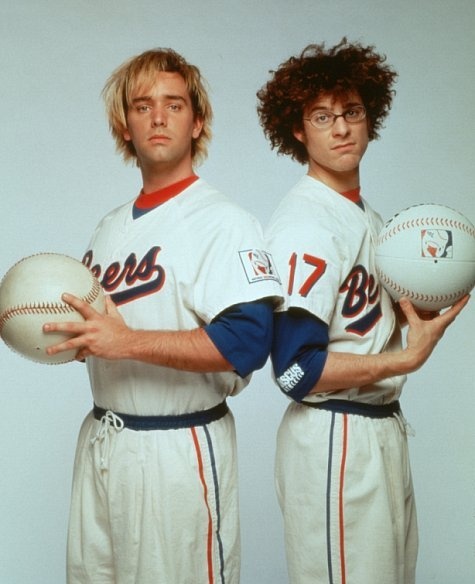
top-left (93, 400), bottom-right (229, 431)
top-left (301, 399), bottom-right (401, 418)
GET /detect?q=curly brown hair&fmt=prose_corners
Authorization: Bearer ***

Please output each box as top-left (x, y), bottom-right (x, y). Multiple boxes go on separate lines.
top-left (256, 39), bottom-right (398, 164)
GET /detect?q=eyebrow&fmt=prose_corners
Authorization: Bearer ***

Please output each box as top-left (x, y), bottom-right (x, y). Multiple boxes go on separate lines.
top-left (309, 101), bottom-right (363, 113)
top-left (131, 94), bottom-right (188, 104)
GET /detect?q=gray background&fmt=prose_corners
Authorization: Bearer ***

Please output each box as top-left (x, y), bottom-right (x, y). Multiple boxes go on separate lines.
top-left (1, 1), bottom-right (474, 582)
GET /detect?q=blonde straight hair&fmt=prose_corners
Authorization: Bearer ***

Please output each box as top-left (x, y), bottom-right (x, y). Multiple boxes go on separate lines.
top-left (102, 48), bottom-right (213, 166)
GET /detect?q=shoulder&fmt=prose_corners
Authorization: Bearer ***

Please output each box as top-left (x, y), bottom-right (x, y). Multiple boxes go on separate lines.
top-left (267, 177), bottom-right (346, 237)
top-left (180, 178), bottom-right (262, 231)
top-left (89, 200), bottom-right (133, 237)
top-left (361, 198), bottom-right (385, 230)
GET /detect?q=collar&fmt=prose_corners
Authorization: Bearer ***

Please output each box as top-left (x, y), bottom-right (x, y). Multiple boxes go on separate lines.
top-left (134, 175), bottom-right (199, 211)
top-left (340, 186), bottom-right (361, 203)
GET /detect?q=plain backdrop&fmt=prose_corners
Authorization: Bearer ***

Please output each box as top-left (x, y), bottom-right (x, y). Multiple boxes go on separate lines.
top-left (1, 1), bottom-right (474, 582)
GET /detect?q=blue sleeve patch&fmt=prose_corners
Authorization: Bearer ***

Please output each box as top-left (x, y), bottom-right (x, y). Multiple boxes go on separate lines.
top-left (271, 309), bottom-right (329, 402)
top-left (205, 300), bottom-right (274, 378)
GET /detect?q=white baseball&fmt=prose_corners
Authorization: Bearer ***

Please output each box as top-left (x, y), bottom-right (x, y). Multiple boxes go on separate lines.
top-left (0, 253), bottom-right (105, 364)
top-left (375, 203), bottom-right (475, 311)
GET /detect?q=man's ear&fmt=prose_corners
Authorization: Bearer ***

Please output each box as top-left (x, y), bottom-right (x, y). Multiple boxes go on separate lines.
top-left (192, 116), bottom-right (204, 139)
top-left (293, 125), bottom-right (306, 145)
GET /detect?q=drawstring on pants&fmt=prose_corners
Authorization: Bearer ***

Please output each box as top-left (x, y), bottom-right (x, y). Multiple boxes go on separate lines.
top-left (394, 411), bottom-right (416, 437)
top-left (90, 410), bottom-right (125, 470)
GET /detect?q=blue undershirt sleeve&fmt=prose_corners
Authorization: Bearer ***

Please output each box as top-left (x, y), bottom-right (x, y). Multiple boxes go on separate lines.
top-left (204, 299), bottom-right (274, 378)
top-left (271, 308), bottom-right (329, 402)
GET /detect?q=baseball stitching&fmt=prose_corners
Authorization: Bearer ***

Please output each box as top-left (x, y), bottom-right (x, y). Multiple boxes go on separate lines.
top-left (376, 268), bottom-right (472, 305)
top-left (378, 216), bottom-right (475, 245)
top-left (0, 278), bottom-right (102, 334)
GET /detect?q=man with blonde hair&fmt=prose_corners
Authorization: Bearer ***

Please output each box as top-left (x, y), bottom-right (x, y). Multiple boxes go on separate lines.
top-left (46, 48), bottom-right (281, 584)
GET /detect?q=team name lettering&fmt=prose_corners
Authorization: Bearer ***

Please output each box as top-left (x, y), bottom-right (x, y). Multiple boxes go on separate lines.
top-left (83, 246), bottom-right (166, 306)
top-left (277, 363), bottom-right (305, 392)
top-left (339, 265), bottom-right (382, 336)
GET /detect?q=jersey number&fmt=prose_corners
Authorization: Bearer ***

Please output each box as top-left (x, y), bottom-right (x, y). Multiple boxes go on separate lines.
top-left (288, 252), bottom-right (327, 297)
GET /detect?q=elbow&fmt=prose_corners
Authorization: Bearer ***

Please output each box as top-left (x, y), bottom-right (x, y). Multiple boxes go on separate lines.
top-left (235, 333), bottom-right (272, 377)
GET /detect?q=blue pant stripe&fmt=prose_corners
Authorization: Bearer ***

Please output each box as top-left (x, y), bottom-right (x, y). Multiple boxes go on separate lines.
top-left (203, 424), bottom-right (226, 584)
top-left (326, 412), bottom-right (336, 584)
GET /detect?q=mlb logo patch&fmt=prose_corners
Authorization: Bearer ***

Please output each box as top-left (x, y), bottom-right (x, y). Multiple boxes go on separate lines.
top-left (421, 229), bottom-right (453, 259)
top-left (239, 249), bottom-right (281, 283)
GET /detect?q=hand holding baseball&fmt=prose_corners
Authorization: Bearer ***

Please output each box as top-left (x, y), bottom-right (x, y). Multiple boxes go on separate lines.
top-left (44, 294), bottom-right (130, 361)
top-left (0, 253), bottom-right (106, 364)
top-left (399, 294), bottom-right (470, 372)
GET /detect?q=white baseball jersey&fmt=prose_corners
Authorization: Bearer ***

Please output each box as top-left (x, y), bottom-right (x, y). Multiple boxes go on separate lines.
top-left (266, 175), bottom-right (406, 404)
top-left (83, 177), bottom-right (281, 416)
top-left (67, 178), bottom-right (282, 584)
top-left (267, 176), bottom-right (417, 584)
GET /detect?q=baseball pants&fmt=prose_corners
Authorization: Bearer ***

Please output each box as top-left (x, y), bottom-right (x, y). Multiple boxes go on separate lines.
top-left (275, 401), bottom-right (418, 584)
top-left (67, 408), bottom-right (240, 584)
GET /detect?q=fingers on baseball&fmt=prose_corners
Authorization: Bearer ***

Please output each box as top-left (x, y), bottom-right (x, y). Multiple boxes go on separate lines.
top-left (62, 292), bottom-right (99, 318)
top-left (43, 321), bottom-right (87, 334)
top-left (441, 294), bottom-right (470, 322)
top-left (46, 337), bottom-right (82, 356)
top-left (398, 297), bottom-right (417, 321)
top-left (104, 295), bottom-right (119, 315)
top-left (455, 293), bottom-right (470, 309)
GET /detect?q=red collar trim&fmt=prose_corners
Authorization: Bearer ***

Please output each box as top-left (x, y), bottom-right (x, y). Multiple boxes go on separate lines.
top-left (135, 175), bottom-right (199, 210)
top-left (341, 187), bottom-right (361, 203)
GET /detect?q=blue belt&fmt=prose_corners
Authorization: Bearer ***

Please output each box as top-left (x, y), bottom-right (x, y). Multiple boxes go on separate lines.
top-left (301, 399), bottom-right (401, 418)
top-left (93, 400), bottom-right (229, 431)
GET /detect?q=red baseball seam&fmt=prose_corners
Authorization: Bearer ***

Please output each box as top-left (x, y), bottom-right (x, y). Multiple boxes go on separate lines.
top-left (378, 217), bottom-right (475, 245)
top-left (0, 279), bottom-right (102, 333)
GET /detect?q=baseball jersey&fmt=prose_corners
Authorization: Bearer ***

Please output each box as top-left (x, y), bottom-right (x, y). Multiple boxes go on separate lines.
top-left (266, 175), bottom-right (406, 405)
top-left (82, 178), bottom-right (282, 416)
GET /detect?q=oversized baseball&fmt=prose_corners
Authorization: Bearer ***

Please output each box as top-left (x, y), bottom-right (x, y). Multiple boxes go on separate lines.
top-left (375, 203), bottom-right (475, 311)
top-left (0, 253), bottom-right (105, 364)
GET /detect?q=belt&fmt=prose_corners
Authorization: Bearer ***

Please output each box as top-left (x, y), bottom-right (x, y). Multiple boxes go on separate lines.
top-left (93, 400), bottom-right (229, 431)
top-left (300, 399), bottom-right (401, 418)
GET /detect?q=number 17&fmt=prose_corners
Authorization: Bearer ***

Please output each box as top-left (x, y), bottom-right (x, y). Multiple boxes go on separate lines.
top-left (288, 252), bottom-right (327, 297)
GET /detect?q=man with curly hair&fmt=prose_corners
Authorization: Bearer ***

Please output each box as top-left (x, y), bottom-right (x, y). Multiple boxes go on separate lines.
top-left (45, 48), bottom-right (282, 583)
top-left (257, 39), bottom-right (467, 583)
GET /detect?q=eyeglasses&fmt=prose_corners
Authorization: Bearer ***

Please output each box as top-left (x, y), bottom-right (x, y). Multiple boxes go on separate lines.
top-left (303, 105), bottom-right (366, 129)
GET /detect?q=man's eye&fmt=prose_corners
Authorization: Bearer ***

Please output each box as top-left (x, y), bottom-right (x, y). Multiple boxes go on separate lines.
top-left (315, 113), bottom-right (331, 123)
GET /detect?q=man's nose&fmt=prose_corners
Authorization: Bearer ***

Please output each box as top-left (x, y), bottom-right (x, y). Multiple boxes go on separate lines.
top-left (152, 107), bottom-right (167, 126)
top-left (331, 114), bottom-right (350, 135)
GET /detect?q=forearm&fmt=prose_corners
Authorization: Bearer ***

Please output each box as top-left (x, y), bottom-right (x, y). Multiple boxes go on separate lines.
top-left (118, 327), bottom-right (234, 373)
top-left (45, 293), bottom-right (238, 372)
top-left (310, 348), bottom-right (416, 394)
top-left (273, 295), bottom-right (468, 399)
top-left (309, 295), bottom-right (470, 395)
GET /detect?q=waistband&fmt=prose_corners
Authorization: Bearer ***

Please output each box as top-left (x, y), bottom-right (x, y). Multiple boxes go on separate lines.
top-left (93, 400), bottom-right (229, 431)
top-left (300, 399), bottom-right (401, 418)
